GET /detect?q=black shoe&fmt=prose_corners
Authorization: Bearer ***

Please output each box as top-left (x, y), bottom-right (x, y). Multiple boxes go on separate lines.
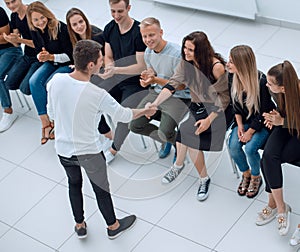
top-left (197, 177), bottom-right (211, 201)
top-left (74, 222), bottom-right (87, 239)
top-left (107, 215), bottom-right (137, 239)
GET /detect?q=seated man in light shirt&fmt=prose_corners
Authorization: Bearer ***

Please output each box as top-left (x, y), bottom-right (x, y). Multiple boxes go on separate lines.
top-left (129, 17), bottom-right (190, 160)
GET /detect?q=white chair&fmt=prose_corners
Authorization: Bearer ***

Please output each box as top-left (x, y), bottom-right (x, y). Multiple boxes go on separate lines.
top-left (15, 90), bottom-right (31, 111)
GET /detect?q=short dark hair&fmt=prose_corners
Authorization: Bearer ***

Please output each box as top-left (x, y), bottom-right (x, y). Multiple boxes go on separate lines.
top-left (73, 40), bottom-right (102, 72)
top-left (109, 0), bottom-right (129, 7)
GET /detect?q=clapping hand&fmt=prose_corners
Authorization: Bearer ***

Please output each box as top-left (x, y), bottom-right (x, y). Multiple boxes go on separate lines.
top-left (140, 69), bottom-right (156, 87)
top-left (263, 109), bottom-right (283, 129)
top-left (3, 32), bottom-right (20, 45)
top-left (37, 47), bottom-right (52, 62)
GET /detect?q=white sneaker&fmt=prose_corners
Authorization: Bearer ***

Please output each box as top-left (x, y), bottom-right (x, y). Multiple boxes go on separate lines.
top-left (104, 150), bottom-right (115, 164)
top-left (277, 204), bottom-right (291, 236)
top-left (290, 226), bottom-right (300, 246)
top-left (0, 112), bottom-right (18, 132)
top-left (256, 205), bottom-right (277, 226)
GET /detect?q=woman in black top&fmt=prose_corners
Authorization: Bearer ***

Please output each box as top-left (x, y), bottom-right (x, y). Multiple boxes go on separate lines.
top-left (227, 45), bottom-right (275, 198)
top-left (66, 8), bottom-right (105, 54)
top-left (26, 1), bottom-right (73, 144)
top-left (4, 0), bottom-right (41, 97)
top-left (256, 61), bottom-right (300, 236)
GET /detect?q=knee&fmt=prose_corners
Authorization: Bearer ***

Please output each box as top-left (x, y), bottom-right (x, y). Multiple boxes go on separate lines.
top-left (244, 144), bottom-right (259, 156)
top-left (68, 179), bottom-right (82, 189)
top-left (158, 128), bottom-right (175, 141)
top-left (20, 84), bottom-right (31, 95)
top-left (261, 149), bottom-right (273, 165)
top-left (29, 76), bottom-right (38, 90)
top-left (67, 175), bottom-right (82, 187)
top-left (129, 119), bottom-right (144, 133)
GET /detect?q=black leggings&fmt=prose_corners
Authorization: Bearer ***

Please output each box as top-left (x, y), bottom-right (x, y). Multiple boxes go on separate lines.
top-left (261, 126), bottom-right (300, 193)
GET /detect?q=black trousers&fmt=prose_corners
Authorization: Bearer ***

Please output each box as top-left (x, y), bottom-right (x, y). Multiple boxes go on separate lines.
top-left (261, 126), bottom-right (300, 193)
top-left (58, 152), bottom-right (116, 225)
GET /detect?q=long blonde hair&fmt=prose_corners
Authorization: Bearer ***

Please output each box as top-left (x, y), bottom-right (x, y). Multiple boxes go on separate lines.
top-left (230, 45), bottom-right (260, 118)
top-left (26, 1), bottom-right (59, 40)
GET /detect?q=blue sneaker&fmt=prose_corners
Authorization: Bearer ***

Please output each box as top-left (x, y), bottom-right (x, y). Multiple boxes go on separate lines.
top-left (158, 142), bottom-right (172, 158)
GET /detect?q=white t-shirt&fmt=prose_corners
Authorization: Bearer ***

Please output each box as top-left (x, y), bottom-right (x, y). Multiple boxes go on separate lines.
top-left (47, 73), bottom-right (133, 157)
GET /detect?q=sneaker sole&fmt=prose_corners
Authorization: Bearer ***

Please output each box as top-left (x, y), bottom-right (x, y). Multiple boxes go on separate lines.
top-left (255, 215), bottom-right (276, 226)
top-left (107, 217), bottom-right (137, 240)
top-left (77, 234), bottom-right (87, 239)
top-left (161, 178), bottom-right (172, 184)
top-left (197, 193), bottom-right (209, 201)
top-left (0, 115), bottom-right (18, 132)
top-left (290, 239), bottom-right (300, 246)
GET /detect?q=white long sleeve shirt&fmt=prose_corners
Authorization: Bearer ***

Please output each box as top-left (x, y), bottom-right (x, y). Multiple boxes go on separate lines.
top-left (47, 73), bottom-right (133, 157)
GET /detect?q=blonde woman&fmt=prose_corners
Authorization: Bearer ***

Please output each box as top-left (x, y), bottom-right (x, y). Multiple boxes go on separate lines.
top-left (27, 1), bottom-right (73, 144)
top-left (227, 45), bottom-right (275, 198)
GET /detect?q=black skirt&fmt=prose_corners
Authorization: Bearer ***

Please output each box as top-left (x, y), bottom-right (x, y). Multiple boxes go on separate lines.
top-left (176, 102), bottom-right (227, 151)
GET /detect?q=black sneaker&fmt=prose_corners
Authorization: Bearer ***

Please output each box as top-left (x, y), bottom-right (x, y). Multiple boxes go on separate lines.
top-left (197, 177), bottom-right (211, 201)
top-left (107, 215), bottom-right (137, 239)
top-left (74, 222), bottom-right (87, 239)
top-left (161, 163), bottom-right (185, 184)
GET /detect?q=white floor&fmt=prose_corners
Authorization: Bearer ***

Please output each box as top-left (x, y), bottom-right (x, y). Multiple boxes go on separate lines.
top-left (1, 0), bottom-right (300, 252)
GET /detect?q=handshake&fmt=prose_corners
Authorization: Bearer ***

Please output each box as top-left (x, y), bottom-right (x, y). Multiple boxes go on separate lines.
top-left (132, 102), bottom-right (157, 120)
top-left (144, 102), bottom-right (158, 119)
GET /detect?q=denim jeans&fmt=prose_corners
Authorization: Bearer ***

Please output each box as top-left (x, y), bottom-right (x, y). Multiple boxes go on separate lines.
top-left (58, 152), bottom-right (117, 225)
top-left (5, 55), bottom-right (42, 95)
top-left (228, 124), bottom-right (270, 176)
top-left (0, 46), bottom-right (22, 108)
top-left (29, 62), bottom-right (72, 115)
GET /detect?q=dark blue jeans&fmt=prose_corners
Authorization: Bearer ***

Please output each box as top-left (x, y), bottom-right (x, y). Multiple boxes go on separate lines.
top-left (0, 46), bottom-right (22, 108)
top-left (5, 54), bottom-right (42, 95)
top-left (58, 152), bottom-right (117, 225)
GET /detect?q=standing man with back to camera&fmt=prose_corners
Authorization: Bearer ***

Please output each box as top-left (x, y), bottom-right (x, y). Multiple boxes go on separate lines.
top-left (47, 39), bottom-right (157, 239)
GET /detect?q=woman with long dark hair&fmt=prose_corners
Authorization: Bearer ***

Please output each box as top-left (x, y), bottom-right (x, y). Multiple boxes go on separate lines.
top-left (256, 61), bottom-right (300, 237)
top-left (148, 31), bottom-right (230, 201)
top-left (66, 7), bottom-right (104, 51)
